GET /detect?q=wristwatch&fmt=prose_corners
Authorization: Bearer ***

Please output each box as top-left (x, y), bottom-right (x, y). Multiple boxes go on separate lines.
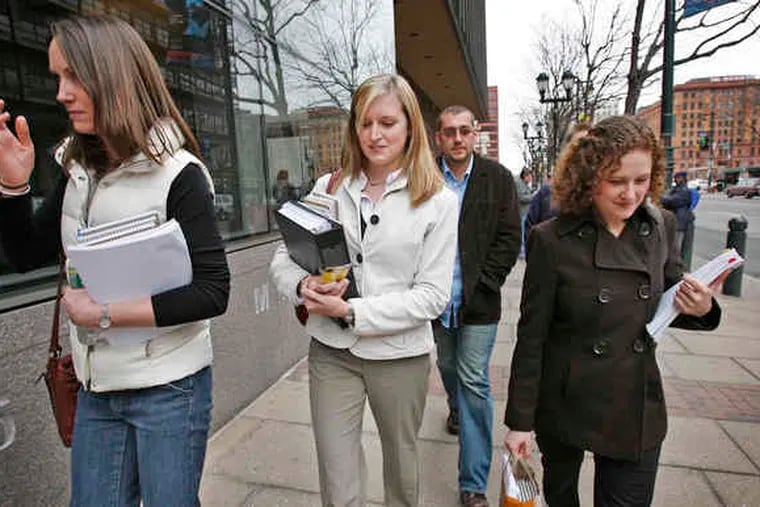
top-left (99, 304), bottom-right (112, 330)
top-left (343, 303), bottom-right (355, 328)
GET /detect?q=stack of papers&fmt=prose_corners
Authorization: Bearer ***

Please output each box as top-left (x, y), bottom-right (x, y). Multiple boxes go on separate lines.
top-left (67, 216), bottom-right (192, 346)
top-left (277, 201), bottom-right (334, 233)
top-left (646, 248), bottom-right (744, 341)
top-left (301, 191), bottom-right (339, 221)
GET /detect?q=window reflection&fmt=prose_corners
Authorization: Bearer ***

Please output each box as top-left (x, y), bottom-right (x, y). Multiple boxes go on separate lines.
top-left (0, 0), bottom-right (395, 300)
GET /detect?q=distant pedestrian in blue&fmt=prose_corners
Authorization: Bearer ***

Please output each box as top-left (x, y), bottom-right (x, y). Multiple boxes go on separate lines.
top-left (661, 171), bottom-right (694, 257)
top-left (434, 105), bottom-right (522, 507)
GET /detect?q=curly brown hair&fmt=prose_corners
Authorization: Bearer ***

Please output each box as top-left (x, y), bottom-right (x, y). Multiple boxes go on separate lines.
top-left (552, 115), bottom-right (665, 214)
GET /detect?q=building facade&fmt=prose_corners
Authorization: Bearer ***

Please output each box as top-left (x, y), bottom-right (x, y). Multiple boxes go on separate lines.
top-left (637, 75), bottom-right (760, 183)
top-left (0, 0), bottom-right (488, 503)
top-left (475, 85), bottom-right (499, 161)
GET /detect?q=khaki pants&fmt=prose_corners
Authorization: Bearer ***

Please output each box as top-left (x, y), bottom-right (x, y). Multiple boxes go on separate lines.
top-left (308, 339), bottom-right (430, 507)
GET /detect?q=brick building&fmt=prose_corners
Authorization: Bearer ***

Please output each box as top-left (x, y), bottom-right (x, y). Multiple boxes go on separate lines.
top-left (637, 75), bottom-right (760, 183)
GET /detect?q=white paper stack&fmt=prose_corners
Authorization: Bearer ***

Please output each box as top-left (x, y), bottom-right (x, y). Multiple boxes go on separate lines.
top-left (67, 217), bottom-right (192, 346)
top-left (277, 201), bottom-right (334, 233)
top-left (646, 248), bottom-right (744, 342)
top-left (301, 191), bottom-right (339, 221)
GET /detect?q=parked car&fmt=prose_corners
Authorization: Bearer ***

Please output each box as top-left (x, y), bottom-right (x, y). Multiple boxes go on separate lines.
top-left (725, 178), bottom-right (759, 198)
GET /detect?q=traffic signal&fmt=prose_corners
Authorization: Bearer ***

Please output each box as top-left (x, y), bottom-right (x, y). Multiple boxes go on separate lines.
top-left (698, 132), bottom-right (710, 151)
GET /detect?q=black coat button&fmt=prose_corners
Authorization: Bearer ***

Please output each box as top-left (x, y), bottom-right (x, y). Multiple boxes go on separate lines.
top-left (597, 288), bottom-right (612, 303)
top-left (592, 339), bottom-right (609, 356)
top-left (577, 225), bottom-right (594, 239)
top-left (356, 253), bottom-right (363, 263)
top-left (633, 338), bottom-right (646, 353)
top-left (370, 214), bottom-right (379, 225)
top-left (637, 284), bottom-right (651, 300)
top-left (638, 222), bottom-right (652, 237)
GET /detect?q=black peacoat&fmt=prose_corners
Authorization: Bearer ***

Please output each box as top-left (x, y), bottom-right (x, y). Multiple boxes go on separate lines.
top-left (439, 154), bottom-right (522, 325)
top-left (504, 204), bottom-right (721, 460)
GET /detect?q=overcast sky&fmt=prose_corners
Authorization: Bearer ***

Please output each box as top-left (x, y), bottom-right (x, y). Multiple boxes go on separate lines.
top-left (485, 0), bottom-right (760, 172)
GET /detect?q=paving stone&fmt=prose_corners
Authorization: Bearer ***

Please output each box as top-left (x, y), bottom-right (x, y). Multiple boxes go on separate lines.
top-left (660, 417), bottom-right (756, 473)
top-left (199, 474), bottom-right (255, 506)
top-left (662, 354), bottom-right (760, 384)
top-left (241, 379), bottom-right (311, 425)
top-left (675, 333), bottom-right (760, 359)
top-left (704, 472), bottom-right (760, 507)
top-left (209, 418), bottom-right (385, 503)
top-left (737, 358), bottom-right (760, 379)
top-left (651, 467), bottom-right (720, 507)
top-left (664, 378), bottom-right (760, 422)
top-left (719, 421), bottom-right (760, 472)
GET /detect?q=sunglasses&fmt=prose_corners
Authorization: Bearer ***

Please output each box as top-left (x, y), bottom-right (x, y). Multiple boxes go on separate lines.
top-left (440, 126), bottom-right (476, 138)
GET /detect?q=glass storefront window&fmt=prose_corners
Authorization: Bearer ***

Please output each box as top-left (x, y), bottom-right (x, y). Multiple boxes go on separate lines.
top-left (0, 0), bottom-right (395, 303)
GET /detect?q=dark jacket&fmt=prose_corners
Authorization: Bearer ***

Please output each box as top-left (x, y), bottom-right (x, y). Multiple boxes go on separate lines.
top-left (504, 205), bottom-right (721, 460)
top-left (661, 183), bottom-right (693, 232)
top-left (439, 154), bottom-right (522, 324)
top-left (524, 183), bottom-right (556, 241)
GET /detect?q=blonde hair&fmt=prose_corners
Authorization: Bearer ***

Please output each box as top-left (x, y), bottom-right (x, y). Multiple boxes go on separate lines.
top-left (336, 74), bottom-right (443, 207)
top-left (553, 115), bottom-right (665, 214)
top-left (51, 15), bottom-right (199, 171)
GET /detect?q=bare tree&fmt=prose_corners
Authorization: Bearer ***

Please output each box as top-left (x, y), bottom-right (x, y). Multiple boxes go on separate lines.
top-left (624, 0), bottom-right (760, 113)
top-left (288, 0), bottom-right (391, 109)
top-left (573, 0), bottom-right (629, 120)
top-left (230, 0), bottom-right (320, 116)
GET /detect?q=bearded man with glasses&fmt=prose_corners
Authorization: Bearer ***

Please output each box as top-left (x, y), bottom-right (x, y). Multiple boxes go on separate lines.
top-left (433, 105), bottom-right (522, 507)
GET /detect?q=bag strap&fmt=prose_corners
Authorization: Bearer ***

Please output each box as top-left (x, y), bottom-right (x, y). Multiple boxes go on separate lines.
top-left (48, 257), bottom-right (67, 359)
top-left (326, 168), bottom-right (343, 194)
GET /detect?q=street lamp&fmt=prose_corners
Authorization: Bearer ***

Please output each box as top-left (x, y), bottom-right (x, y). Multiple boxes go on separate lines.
top-left (535, 70), bottom-right (575, 169)
top-left (522, 121), bottom-right (545, 184)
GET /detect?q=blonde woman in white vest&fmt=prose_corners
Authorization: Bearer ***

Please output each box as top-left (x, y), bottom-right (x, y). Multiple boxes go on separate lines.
top-left (0, 15), bottom-right (229, 506)
top-left (271, 74), bottom-right (459, 506)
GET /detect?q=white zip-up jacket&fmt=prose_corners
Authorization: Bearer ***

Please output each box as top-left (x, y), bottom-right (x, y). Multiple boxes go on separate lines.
top-left (59, 122), bottom-right (216, 392)
top-left (270, 171), bottom-right (458, 360)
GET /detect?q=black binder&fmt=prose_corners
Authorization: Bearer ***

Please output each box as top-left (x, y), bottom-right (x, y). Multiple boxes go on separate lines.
top-left (274, 202), bottom-right (359, 299)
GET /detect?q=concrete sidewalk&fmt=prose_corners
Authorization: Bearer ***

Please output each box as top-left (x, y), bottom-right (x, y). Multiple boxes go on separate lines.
top-left (200, 260), bottom-right (760, 506)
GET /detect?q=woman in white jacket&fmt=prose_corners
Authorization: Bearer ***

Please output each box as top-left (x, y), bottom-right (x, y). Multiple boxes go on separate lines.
top-left (271, 74), bottom-right (458, 506)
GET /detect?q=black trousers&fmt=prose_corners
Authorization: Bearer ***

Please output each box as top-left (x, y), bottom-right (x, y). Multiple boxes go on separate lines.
top-left (536, 432), bottom-right (661, 507)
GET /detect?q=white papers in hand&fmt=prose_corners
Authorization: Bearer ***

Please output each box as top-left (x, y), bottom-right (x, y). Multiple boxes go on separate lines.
top-left (277, 201), bottom-right (334, 233)
top-left (646, 248), bottom-right (744, 342)
top-left (67, 219), bottom-right (192, 346)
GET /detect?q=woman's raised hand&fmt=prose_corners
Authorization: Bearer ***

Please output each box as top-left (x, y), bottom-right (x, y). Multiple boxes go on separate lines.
top-left (0, 99), bottom-right (35, 187)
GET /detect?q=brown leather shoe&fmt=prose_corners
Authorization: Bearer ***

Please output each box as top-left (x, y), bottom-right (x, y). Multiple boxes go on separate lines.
top-left (460, 491), bottom-right (489, 507)
top-left (446, 410), bottom-right (459, 435)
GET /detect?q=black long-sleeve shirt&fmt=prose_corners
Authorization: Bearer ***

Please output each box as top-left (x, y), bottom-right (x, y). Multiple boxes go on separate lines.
top-left (0, 163), bottom-right (230, 326)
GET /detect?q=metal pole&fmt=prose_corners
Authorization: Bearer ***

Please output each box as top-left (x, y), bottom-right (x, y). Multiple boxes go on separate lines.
top-left (723, 216), bottom-right (748, 297)
top-left (661, 0), bottom-right (676, 187)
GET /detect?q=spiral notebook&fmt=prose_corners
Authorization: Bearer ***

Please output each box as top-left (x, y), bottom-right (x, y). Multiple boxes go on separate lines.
top-left (76, 210), bottom-right (161, 246)
top-left (67, 214), bottom-right (192, 346)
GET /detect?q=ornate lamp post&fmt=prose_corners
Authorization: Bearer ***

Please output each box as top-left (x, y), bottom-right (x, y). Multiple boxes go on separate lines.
top-left (536, 70), bottom-right (575, 169)
top-left (522, 121), bottom-right (545, 184)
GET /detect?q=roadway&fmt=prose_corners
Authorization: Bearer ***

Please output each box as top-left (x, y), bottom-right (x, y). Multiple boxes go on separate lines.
top-left (692, 193), bottom-right (759, 279)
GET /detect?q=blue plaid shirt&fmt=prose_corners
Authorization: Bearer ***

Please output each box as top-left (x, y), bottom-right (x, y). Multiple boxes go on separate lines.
top-left (439, 156), bottom-right (473, 328)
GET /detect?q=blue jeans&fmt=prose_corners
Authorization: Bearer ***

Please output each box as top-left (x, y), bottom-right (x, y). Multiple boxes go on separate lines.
top-left (433, 323), bottom-right (497, 494)
top-left (70, 367), bottom-right (212, 507)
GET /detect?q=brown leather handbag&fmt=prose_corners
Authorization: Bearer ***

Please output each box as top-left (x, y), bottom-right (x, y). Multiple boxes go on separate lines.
top-left (39, 259), bottom-right (80, 447)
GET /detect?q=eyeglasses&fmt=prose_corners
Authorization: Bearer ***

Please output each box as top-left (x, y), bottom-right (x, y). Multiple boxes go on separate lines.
top-left (439, 126), bottom-right (476, 138)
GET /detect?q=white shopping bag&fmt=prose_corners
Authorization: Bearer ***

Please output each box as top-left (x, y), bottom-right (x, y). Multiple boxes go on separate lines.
top-left (500, 452), bottom-right (541, 507)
